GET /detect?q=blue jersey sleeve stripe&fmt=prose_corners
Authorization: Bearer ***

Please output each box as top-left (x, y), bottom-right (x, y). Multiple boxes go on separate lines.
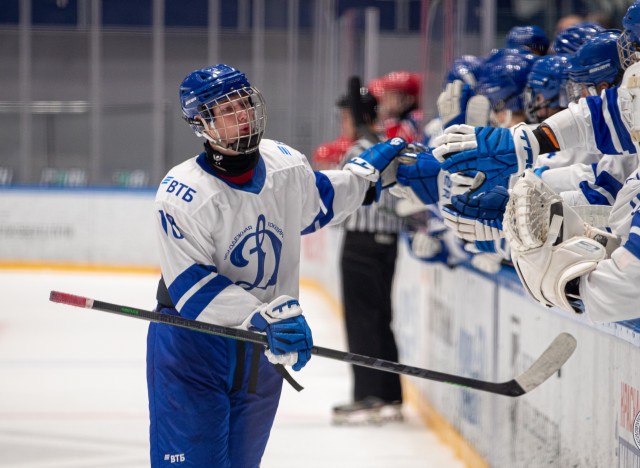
top-left (168, 264), bottom-right (218, 304)
top-left (180, 275), bottom-right (234, 320)
top-left (586, 96), bottom-right (618, 155)
top-left (579, 181), bottom-right (611, 206)
top-left (301, 172), bottom-right (336, 235)
top-left (593, 168), bottom-right (623, 200)
top-left (604, 87), bottom-right (636, 154)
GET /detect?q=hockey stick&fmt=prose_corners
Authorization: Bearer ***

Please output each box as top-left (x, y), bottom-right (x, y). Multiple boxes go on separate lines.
top-left (49, 290), bottom-right (576, 397)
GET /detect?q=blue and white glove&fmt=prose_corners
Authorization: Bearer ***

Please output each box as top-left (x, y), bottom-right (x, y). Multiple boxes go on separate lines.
top-left (441, 186), bottom-right (509, 249)
top-left (344, 137), bottom-right (408, 202)
top-left (241, 295), bottom-right (313, 371)
top-left (437, 80), bottom-right (474, 128)
top-left (624, 209), bottom-right (640, 260)
top-left (410, 229), bottom-right (469, 266)
top-left (433, 123), bottom-right (539, 192)
top-left (392, 150), bottom-right (442, 205)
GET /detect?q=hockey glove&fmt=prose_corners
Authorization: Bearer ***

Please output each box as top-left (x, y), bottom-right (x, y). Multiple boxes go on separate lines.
top-left (392, 150), bottom-right (442, 206)
top-left (437, 80), bottom-right (474, 128)
top-left (433, 123), bottom-right (539, 192)
top-left (241, 295), bottom-right (313, 371)
top-left (344, 137), bottom-right (408, 202)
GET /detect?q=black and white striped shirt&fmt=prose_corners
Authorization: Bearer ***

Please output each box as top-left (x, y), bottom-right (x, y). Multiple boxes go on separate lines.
top-left (340, 138), bottom-right (404, 234)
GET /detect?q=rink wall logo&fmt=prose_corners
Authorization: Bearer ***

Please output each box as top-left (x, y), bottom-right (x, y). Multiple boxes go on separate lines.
top-left (620, 382), bottom-right (640, 454)
top-left (229, 214), bottom-right (283, 291)
top-left (621, 382), bottom-right (640, 435)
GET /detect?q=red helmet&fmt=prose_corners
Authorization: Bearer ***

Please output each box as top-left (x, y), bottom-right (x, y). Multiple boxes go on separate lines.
top-left (367, 76), bottom-right (387, 99)
top-left (380, 71), bottom-right (421, 97)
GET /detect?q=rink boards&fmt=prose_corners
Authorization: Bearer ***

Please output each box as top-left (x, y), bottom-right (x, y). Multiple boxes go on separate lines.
top-left (3, 187), bottom-right (640, 467)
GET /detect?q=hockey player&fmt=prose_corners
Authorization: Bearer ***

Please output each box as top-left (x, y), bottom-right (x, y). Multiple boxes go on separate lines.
top-left (377, 70), bottom-right (423, 143)
top-left (149, 63), bottom-right (409, 467)
top-left (551, 21), bottom-right (604, 55)
top-left (505, 25), bottom-right (550, 56)
top-left (475, 52), bottom-right (534, 128)
top-left (524, 54), bottom-right (569, 124)
top-left (396, 8), bottom-right (640, 321)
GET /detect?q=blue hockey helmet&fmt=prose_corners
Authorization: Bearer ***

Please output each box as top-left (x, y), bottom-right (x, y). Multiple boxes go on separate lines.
top-left (619, 1), bottom-right (640, 70)
top-left (524, 54), bottom-right (570, 123)
top-left (506, 25), bottom-right (550, 55)
top-left (567, 30), bottom-right (623, 102)
top-left (179, 64), bottom-right (267, 154)
top-left (444, 55), bottom-right (484, 88)
top-left (476, 53), bottom-right (533, 113)
top-left (552, 22), bottom-right (605, 55)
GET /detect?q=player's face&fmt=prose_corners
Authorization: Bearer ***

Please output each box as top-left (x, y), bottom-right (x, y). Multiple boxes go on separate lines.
top-left (534, 92), bottom-right (559, 119)
top-left (210, 93), bottom-right (255, 151)
top-left (380, 91), bottom-right (413, 119)
top-left (339, 108), bottom-right (357, 140)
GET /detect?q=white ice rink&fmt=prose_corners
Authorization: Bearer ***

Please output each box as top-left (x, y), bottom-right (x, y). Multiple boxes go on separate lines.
top-left (0, 269), bottom-right (464, 468)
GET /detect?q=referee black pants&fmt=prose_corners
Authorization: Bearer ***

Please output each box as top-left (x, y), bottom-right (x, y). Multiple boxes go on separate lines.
top-left (340, 230), bottom-right (402, 403)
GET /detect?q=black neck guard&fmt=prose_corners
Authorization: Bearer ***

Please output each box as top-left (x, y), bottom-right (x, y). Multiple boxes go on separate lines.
top-left (204, 142), bottom-right (261, 177)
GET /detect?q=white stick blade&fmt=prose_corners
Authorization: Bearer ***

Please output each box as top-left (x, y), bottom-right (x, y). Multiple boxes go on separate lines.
top-left (514, 333), bottom-right (577, 393)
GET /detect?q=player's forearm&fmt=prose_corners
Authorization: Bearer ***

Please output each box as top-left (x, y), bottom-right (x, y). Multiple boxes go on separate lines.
top-left (536, 101), bottom-right (594, 154)
top-left (580, 246), bottom-right (640, 323)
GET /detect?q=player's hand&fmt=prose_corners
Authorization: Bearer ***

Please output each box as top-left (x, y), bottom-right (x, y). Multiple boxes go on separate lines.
top-left (344, 137), bottom-right (408, 201)
top-left (437, 80), bottom-right (474, 129)
top-left (433, 123), bottom-right (539, 192)
top-left (242, 295), bottom-right (313, 371)
top-left (391, 150), bottom-right (442, 206)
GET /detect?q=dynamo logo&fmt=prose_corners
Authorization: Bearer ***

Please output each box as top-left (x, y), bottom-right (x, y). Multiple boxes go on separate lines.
top-left (230, 214), bottom-right (282, 291)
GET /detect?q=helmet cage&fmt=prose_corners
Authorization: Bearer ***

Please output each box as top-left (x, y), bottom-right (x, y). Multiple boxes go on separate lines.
top-left (618, 29), bottom-right (640, 70)
top-left (188, 86), bottom-right (267, 154)
top-left (564, 79), bottom-right (599, 104)
top-left (477, 78), bottom-right (523, 113)
top-left (524, 85), bottom-right (560, 124)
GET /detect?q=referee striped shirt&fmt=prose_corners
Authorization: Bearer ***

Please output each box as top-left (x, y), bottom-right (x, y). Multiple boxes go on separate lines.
top-left (340, 138), bottom-right (404, 234)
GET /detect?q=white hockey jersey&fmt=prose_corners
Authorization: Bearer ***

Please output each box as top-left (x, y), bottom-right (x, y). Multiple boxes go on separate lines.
top-left (544, 86), bottom-right (639, 157)
top-left (541, 153), bottom-right (639, 206)
top-left (580, 169), bottom-right (640, 322)
top-left (154, 139), bottom-right (368, 327)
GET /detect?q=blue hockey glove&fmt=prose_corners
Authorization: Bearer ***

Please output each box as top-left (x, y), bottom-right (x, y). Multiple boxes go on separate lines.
top-left (394, 150), bottom-right (442, 205)
top-left (242, 295), bottom-right (313, 371)
top-left (624, 209), bottom-right (640, 260)
top-left (451, 185), bottom-right (510, 219)
top-left (441, 186), bottom-right (509, 245)
top-left (435, 123), bottom-right (539, 192)
top-left (344, 137), bottom-right (408, 202)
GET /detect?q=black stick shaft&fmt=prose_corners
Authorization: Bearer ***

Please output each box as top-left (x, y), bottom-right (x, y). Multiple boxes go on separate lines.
top-left (49, 291), bottom-right (571, 397)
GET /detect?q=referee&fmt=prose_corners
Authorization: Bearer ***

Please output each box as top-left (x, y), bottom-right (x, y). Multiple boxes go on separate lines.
top-left (332, 89), bottom-right (406, 425)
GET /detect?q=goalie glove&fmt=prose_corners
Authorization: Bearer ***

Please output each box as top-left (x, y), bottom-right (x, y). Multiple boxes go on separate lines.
top-left (433, 123), bottom-right (539, 192)
top-left (241, 295), bottom-right (313, 371)
top-left (503, 170), bottom-right (620, 314)
top-left (344, 137), bottom-right (408, 203)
